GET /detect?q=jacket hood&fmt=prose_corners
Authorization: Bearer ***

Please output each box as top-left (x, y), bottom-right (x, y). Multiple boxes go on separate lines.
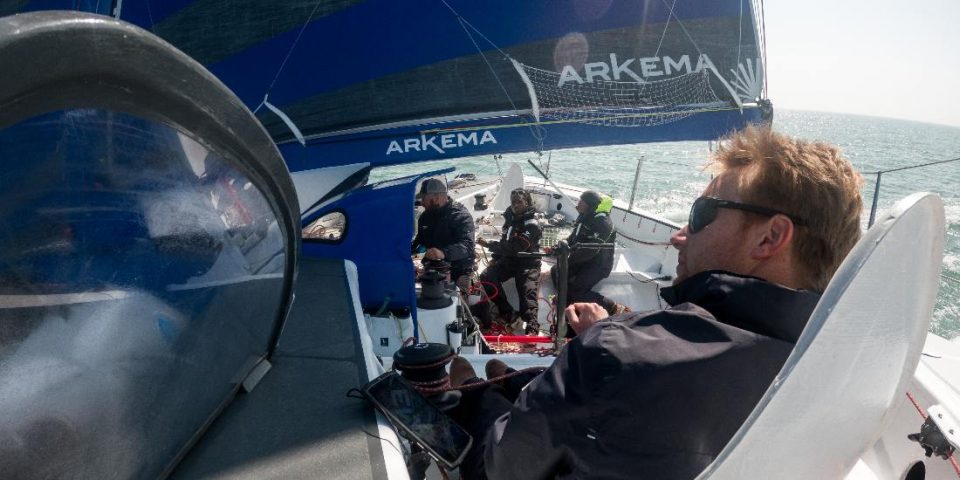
top-left (660, 270), bottom-right (821, 343)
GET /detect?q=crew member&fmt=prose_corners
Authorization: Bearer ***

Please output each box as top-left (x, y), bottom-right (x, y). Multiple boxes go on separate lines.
top-left (450, 126), bottom-right (864, 479)
top-left (551, 190), bottom-right (625, 316)
top-left (475, 188), bottom-right (543, 335)
top-left (411, 178), bottom-right (475, 290)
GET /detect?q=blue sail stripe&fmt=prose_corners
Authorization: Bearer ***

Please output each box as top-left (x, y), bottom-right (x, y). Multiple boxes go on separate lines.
top-left (279, 108), bottom-right (763, 172)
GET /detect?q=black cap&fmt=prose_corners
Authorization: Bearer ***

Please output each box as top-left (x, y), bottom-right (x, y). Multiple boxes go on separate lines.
top-left (580, 190), bottom-right (602, 209)
top-left (419, 178), bottom-right (447, 195)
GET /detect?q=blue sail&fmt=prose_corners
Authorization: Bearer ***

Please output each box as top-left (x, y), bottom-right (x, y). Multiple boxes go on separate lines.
top-left (11, 0), bottom-right (768, 172)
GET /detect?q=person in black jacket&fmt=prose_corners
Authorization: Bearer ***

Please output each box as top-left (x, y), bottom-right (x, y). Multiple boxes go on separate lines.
top-left (449, 126), bottom-right (865, 480)
top-left (411, 178), bottom-right (475, 290)
top-left (474, 188), bottom-right (543, 335)
top-left (551, 190), bottom-right (623, 316)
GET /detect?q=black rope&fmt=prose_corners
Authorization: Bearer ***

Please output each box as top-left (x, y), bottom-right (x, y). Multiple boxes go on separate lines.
top-left (438, 0), bottom-right (547, 152)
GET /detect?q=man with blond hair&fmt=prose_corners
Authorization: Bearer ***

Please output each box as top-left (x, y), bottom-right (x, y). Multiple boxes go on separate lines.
top-left (450, 126), bottom-right (863, 480)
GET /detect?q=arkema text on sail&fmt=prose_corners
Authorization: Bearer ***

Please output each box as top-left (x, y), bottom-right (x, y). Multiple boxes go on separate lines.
top-left (386, 130), bottom-right (497, 156)
top-left (558, 53), bottom-right (717, 86)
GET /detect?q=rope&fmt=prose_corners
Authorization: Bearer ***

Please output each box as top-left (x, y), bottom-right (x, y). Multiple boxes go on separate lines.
top-left (736, 0), bottom-right (743, 68)
top-left (406, 376), bottom-right (451, 393)
top-left (394, 351), bottom-right (456, 395)
top-left (456, 288), bottom-right (494, 351)
top-left (907, 391), bottom-right (928, 418)
top-left (439, 0), bottom-right (546, 150)
top-left (863, 156), bottom-right (960, 175)
top-left (421, 105), bottom-right (748, 134)
top-left (415, 366), bottom-right (548, 395)
top-left (470, 280), bottom-right (500, 304)
top-left (653, 0), bottom-right (678, 58)
top-left (259, 0), bottom-right (325, 108)
top-left (656, 0), bottom-right (705, 57)
top-left (759, 0), bottom-right (769, 95)
top-left (906, 391), bottom-right (960, 478)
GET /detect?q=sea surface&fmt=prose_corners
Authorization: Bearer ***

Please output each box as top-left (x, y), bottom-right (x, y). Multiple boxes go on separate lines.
top-left (372, 110), bottom-right (960, 339)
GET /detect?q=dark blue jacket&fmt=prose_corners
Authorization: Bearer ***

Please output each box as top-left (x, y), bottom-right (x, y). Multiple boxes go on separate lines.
top-left (481, 271), bottom-right (820, 479)
top-left (488, 206), bottom-right (542, 269)
top-left (567, 210), bottom-right (615, 276)
top-left (412, 198), bottom-right (475, 276)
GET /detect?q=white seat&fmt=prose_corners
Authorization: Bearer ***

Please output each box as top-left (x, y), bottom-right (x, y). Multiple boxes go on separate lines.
top-left (698, 193), bottom-right (946, 479)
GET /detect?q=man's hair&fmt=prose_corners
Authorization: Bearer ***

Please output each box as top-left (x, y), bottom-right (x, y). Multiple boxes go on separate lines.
top-left (710, 125), bottom-right (864, 291)
top-left (510, 188), bottom-right (532, 205)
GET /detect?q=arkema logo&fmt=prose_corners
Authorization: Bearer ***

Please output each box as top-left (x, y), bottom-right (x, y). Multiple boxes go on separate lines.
top-left (558, 53), bottom-right (716, 86)
top-left (386, 130), bottom-right (497, 155)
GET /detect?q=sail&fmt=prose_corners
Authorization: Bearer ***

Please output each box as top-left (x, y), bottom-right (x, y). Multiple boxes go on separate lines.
top-left (10, 0), bottom-right (768, 171)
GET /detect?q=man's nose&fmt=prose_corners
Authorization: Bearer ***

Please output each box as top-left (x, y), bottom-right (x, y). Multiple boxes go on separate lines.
top-left (670, 225), bottom-right (688, 249)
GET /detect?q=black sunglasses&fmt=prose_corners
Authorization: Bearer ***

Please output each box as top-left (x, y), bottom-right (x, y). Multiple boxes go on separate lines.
top-left (688, 196), bottom-right (806, 234)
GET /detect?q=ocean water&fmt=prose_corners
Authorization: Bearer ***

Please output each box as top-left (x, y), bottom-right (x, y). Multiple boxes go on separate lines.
top-left (372, 110), bottom-right (960, 339)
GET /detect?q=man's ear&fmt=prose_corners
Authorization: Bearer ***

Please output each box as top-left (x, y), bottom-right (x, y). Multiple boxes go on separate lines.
top-left (750, 214), bottom-right (795, 259)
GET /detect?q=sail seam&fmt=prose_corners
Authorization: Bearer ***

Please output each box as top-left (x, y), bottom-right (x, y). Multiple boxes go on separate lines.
top-left (511, 59), bottom-right (541, 123)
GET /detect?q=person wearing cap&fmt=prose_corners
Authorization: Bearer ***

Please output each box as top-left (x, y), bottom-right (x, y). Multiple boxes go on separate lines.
top-left (550, 190), bottom-right (624, 317)
top-left (411, 178), bottom-right (475, 289)
top-left (474, 188), bottom-right (543, 335)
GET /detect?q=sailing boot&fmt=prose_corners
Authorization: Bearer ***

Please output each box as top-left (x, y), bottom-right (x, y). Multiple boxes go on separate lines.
top-left (523, 314), bottom-right (541, 335)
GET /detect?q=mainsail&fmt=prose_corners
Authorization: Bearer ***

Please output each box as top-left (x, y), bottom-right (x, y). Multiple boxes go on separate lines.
top-left (10, 0), bottom-right (768, 172)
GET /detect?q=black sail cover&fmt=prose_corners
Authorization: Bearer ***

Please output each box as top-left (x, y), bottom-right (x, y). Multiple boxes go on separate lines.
top-left (0, 12), bottom-right (299, 478)
top-left (7, 0), bottom-right (769, 171)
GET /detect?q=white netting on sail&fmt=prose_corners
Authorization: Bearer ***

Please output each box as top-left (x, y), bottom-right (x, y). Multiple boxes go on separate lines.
top-left (515, 63), bottom-right (724, 127)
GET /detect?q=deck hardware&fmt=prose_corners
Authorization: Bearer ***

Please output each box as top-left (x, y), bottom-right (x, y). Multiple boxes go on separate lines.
top-left (908, 404), bottom-right (960, 460)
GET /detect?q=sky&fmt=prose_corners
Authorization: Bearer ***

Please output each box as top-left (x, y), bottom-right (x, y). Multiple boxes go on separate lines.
top-left (763, 0), bottom-right (960, 127)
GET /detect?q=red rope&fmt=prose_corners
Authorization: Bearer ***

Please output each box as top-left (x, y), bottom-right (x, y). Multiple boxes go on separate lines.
top-left (907, 391), bottom-right (928, 419)
top-left (906, 391), bottom-right (960, 478)
top-left (416, 366), bottom-right (548, 395)
top-left (482, 334), bottom-right (552, 344)
top-left (406, 376), bottom-right (451, 393)
top-left (470, 280), bottom-right (500, 304)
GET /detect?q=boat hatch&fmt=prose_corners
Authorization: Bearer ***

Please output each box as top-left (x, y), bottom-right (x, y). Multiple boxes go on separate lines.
top-left (0, 12), bottom-right (299, 478)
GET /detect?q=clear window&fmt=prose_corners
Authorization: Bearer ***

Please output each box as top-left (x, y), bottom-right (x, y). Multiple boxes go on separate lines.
top-left (303, 211), bottom-right (346, 242)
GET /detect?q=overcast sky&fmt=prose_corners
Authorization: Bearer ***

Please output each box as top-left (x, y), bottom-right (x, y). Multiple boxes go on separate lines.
top-left (763, 0), bottom-right (960, 127)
